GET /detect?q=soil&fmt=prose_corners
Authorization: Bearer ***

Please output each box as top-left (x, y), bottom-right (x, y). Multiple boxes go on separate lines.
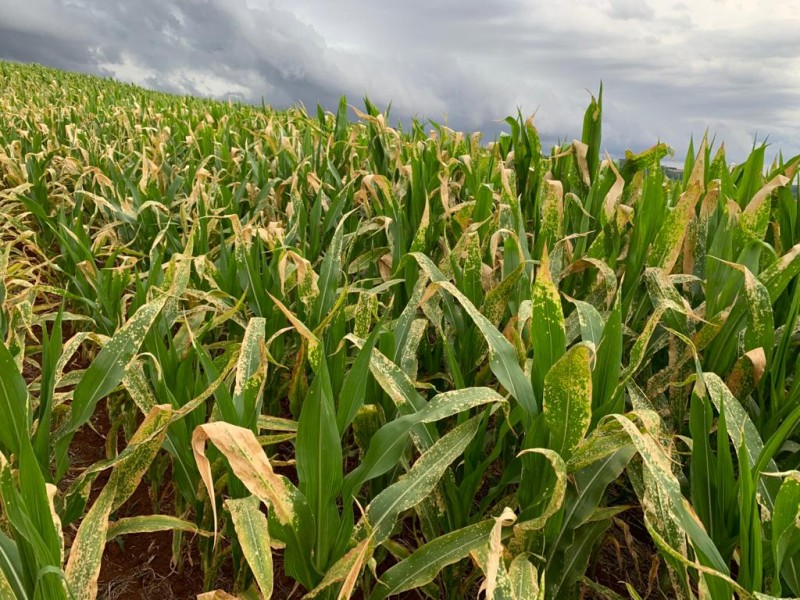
top-left (62, 398), bottom-right (317, 599)
top-left (97, 514), bottom-right (207, 600)
top-left (61, 402), bottom-right (203, 599)
top-left (587, 509), bottom-right (663, 599)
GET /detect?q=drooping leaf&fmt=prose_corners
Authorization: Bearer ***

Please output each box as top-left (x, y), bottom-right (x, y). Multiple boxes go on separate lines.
top-left (192, 422), bottom-right (317, 588)
top-left (106, 515), bottom-right (212, 542)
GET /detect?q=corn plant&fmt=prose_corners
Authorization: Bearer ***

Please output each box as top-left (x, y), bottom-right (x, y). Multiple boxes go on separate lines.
top-left (2, 60), bottom-right (800, 600)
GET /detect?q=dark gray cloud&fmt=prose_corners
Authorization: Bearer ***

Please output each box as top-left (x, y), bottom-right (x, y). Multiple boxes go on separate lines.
top-left (1, 0), bottom-right (799, 163)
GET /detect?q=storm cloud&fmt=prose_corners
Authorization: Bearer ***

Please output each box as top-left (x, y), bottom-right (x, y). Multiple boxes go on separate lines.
top-left (2, 0), bottom-right (799, 162)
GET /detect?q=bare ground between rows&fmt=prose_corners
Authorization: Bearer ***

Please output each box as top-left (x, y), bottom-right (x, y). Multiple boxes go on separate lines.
top-left (60, 401), bottom-right (209, 599)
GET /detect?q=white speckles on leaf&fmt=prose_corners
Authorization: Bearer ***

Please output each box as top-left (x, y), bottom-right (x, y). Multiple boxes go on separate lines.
top-left (543, 343), bottom-right (593, 462)
top-left (226, 496), bottom-right (273, 599)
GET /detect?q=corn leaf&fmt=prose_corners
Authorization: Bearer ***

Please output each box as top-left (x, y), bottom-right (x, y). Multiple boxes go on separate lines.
top-left (226, 496), bottom-right (274, 599)
top-left (543, 343), bottom-right (593, 462)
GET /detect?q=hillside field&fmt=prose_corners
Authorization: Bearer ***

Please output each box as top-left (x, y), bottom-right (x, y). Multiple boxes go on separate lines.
top-left (2, 61), bottom-right (800, 599)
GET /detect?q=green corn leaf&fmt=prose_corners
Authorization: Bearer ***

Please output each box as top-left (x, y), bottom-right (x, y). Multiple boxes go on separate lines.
top-left (556, 447), bottom-right (634, 545)
top-left (162, 231), bottom-right (194, 326)
top-left (643, 267), bottom-right (691, 335)
top-left (532, 247), bottom-right (566, 400)
top-left (740, 169), bottom-right (796, 242)
top-left (759, 241), bottom-right (800, 303)
top-left (231, 215), bottom-right (272, 318)
top-left (646, 144), bottom-right (705, 272)
top-left (20, 445), bottom-right (63, 566)
top-left (106, 515), bottom-right (212, 541)
top-left (0, 531), bottom-right (28, 600)
top-left (344, 387), bottom-right (504, 497)
top-left (372, 520), bottom-right (494, 599)
top-left (689, 387), bottom-right (716, 544)
top-left (349, 337), bottom-right (435, 450)
top-left (352, 404), bottom-right (382, 458)
top-left (64, 291), bottom-right (169, 437)
top-left (737, 437), bottom-right (762, 593)
top-left (566, 418), bottom-right (632, 472)
top-left (739, 269), bottom-right (774, 366)
top-left (543, 343), bottom-right (593, 462)
top-left (314, 212), bottom-right (350, 327)
top-left (703, 373), bottom-right (779, 510)
top-left (296, 357), bottom-right (342, 570)
top-left (393, 275), bottom-right (430, 362)
top-left (336, 325), bottom-right (382, 435)
top-left (569, 299), bottom-right (604, 346)
top-left (232, 317), bottom-right (267, 429)
top-left (226, 496), bottom-right (274, 599)
top-left (592, 295), bottom-right (622, 418)
top-left (772, 472), bottom-right (800, 595)
top-left (409, 252), bottom-right (537, 419)
top-left (581, 86), bottom-right (602, 183)
top-left (363, 416), bottom-right (480, 543)
top-left (457, 230), bottom-right (483, 306)
top-left (548, 520), bottom-right (610, 597)
top-left (0, 439), bottom-right (65, 598)
top-left (0, 340), bottom-right (30, 459)
top-left (615, 305), bottom-right (668, 395)
top-left (546, 447), bottom-right (635, 595)
top-left (481, 262), bottom-right (525, 326)
top-left (715, 260), bottom-right (774, 368)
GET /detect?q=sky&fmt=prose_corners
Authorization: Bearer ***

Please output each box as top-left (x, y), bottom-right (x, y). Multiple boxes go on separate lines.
top-left (1, 0), bottom-right (799, 163)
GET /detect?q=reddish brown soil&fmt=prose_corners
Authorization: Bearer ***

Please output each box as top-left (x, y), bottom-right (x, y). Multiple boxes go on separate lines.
top-left (60, 402), bottom-right (204, 599)
top-left (62, 398), bottom-right (318, 599)
top-left (97, 514), bottom-right (207, 600)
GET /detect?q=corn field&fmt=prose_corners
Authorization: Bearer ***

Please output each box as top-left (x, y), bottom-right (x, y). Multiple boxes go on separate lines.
top-left (1, 60), bottom-right (800, 599)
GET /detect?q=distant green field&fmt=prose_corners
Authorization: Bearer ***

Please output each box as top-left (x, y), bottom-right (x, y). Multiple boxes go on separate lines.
top-left (2, 60), bottom-right (800, 599)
